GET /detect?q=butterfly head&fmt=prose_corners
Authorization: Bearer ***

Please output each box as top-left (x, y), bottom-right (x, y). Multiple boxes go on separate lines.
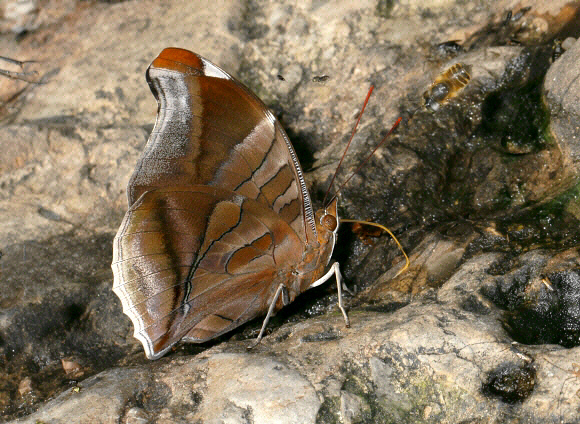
top-left (314, 197), bottom-right (339, 260)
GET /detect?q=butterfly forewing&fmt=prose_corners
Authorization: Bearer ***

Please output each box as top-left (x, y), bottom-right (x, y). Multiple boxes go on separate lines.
top-left (129, 48), bottom-right (315, 242)
top-left (112, 49), bottom-right (323, 359)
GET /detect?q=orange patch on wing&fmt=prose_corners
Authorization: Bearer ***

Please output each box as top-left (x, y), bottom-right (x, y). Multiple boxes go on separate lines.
top-left (251, 233), bottom-right (273, 251)
top-left (227, 246), bottom-right (263, 273)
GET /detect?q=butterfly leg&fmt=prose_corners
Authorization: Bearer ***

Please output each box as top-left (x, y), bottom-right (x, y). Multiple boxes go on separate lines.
top-left (247, 283), bottom-right (287, 349)
top-left (310, 262), bottom-right (350, 328)
top-left (249, 262), bottom-right (351, 350)
top-left (342, 280), bottom-right (355, 296)
top-left (333, 263), bottom-right (351, 328)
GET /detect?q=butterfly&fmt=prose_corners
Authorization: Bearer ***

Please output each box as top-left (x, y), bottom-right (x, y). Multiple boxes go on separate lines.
top-left (111, 48), bottom-right (350, 359)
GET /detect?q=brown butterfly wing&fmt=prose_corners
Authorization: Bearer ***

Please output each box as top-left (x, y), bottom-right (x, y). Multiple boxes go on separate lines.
top-left (112, 49), bottom-right (318, 359)
top-left (113, 186), bottom-right (303, 359)
top-left (129, 48), bottom-right (316, 243)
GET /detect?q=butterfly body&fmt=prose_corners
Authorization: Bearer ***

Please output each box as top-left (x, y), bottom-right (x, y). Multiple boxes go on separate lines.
top-left (112, 48), bottom-right (340, 359)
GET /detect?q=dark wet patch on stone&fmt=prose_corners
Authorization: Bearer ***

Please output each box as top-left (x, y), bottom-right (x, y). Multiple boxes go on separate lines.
top-left (361, 301), bottom-right (409, 314)
top-left (482, 361), bottom-right (536, 403)
top-left (505, 271), bottom-right (580, 348)
top-left (315, 395), bottom-right (341, 424)
top-left (482, 261), bottom-right (580, 348)
top-left (460, 294), bottom-right (492, 315)
top-left (0, 232), bottom-right (135, 419)
top-left (130, 381), bottom-right (172, 417)
top-left (301, 330), bottom-right (342, 343)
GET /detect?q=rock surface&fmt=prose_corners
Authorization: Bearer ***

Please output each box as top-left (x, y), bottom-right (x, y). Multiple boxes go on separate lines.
top-left (1, 0), bottom-right (580, 423)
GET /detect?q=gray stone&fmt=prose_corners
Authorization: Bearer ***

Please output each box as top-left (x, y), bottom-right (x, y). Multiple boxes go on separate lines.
top-left (198, 353), bottom-right (320, 424)
top-left (340, 390), bottom-right (369, 424)
top-left (125, 407), bottom-right (150, 424)
top-left (545, 37), bottom-right (580, 174)
top-left (14, 368), bottom-right (150, 424)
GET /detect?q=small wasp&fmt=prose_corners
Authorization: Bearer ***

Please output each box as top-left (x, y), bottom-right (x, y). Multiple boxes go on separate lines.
top-left (423, 62), bottom-right (471, 111)
top-left (552, 39), bottom-right (564, 62)
top-left (433, 40), bottom-right (464, 59)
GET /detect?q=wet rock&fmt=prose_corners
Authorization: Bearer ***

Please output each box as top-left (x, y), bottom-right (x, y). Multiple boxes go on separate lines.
top-left (481, 252), bottom-right (580, 348)
top-left (4, 253), bottom-right (580, 423)
top-left (483, 361), bottom-right (536, 403)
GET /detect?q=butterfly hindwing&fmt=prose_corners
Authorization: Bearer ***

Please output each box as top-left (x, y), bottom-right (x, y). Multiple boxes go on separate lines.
top-left (113, 186), bottom-right (305, 359)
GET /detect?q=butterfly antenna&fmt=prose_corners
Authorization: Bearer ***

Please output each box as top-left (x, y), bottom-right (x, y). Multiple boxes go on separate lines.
top-left (340, 218), bottom-right (410, 277)
top-left (325, 116), bottom-right (402, 207)
top-left (323, 85), bottom-right (374, 206)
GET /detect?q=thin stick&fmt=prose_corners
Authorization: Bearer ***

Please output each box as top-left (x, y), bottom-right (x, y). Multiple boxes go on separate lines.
top-left (341, 218), bottom-right (410, 277)
top-left (323, 85), bottom-right (374, 206)
top-left (0, 68), bottom-right (38, 81)
top-left (0, 56), bottom-right (32, 67)
top-left (0, 56), bottom-right (39, 82)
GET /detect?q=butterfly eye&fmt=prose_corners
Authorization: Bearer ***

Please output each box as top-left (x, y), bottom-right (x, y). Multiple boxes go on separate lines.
top-left (321, 214), bottom-right (337, 232)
